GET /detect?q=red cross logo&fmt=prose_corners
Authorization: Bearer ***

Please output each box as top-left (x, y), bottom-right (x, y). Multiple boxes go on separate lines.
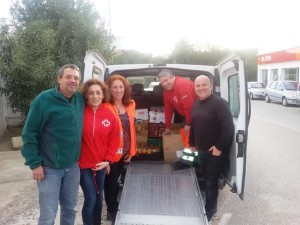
top-left (102, 119), bottom-right (110, 127)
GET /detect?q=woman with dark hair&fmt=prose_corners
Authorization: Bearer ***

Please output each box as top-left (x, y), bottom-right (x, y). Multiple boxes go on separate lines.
top-left (104, 74), bottom-right (137, 223)
top-left (79, 79), bottom-right (119, 225)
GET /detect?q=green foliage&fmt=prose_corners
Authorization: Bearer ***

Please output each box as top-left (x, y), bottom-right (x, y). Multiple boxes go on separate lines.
top-left (171, 38), bottom-right (230, 65)
top-left (240, 48), bottom-right (258, 82)
top-left (0, 0), bottom-right (114, 116)
top-left (112, 39), bottom-right (257, 83)
top-left (112, 50), bottom-right (154, 64)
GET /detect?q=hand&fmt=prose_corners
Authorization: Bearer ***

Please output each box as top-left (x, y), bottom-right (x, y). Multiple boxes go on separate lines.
top-left (32, 166), bottom-right (44, 182)
top-left (164, 128), bottom-right (171, 135)
top-left (123, 154), bottom-right (132, 163)
top-left (106, 165), bottom-right (110, 174)
top-left (93, 161), bottom-right (109, 171)
top-left (183, 124), bottom-right (190, 136)
top-left (190, 146), bottom-right (196, 152)
top-left (209, 146), bottom-right (222, 156)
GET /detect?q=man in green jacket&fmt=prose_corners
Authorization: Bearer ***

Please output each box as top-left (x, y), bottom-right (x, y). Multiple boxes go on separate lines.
top-left (21, 64), bottom-right (84, 225)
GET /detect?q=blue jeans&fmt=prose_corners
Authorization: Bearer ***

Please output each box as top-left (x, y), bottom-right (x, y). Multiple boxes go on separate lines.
top-left (37, 163), bottom-right (80, 225)
top-left (80, 168), bottom-right (106, 225)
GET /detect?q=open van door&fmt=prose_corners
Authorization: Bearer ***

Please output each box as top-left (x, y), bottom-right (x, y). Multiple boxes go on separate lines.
top-left (84, 50), bottom-right (108, 82)
top-left (216, 53), bottom-right (250, 199)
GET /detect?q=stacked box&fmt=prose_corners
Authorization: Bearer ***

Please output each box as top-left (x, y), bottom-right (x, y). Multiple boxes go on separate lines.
top-left (163, 124), bottom-right (184, 163)
top-left (148, 123), bottom-right (165, 137)
top-left (149, 107), bottom-right (165, 123)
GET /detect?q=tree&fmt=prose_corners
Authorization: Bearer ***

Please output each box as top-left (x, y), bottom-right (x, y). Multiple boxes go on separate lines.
top-left (0, 0), bottom-right (114, 116)
top-left (169, 39), bottom-right (231, 65)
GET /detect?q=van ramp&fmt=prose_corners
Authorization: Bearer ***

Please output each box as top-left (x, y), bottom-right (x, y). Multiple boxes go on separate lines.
top-left (115, 161), bottom-right (209, 225)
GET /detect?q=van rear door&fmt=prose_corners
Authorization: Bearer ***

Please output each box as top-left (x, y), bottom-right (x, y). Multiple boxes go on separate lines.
top-left (84, 50), bottom-right (108, 81)
top-left (216, 54), bottom-right (250, 199)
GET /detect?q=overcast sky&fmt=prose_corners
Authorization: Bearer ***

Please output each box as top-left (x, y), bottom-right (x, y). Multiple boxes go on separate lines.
top-left (1, 0), bottom-right (300, 55)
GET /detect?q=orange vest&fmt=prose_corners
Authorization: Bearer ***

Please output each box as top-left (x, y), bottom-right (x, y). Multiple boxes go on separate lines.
top-left (104, 101), bottom-right (137, 162)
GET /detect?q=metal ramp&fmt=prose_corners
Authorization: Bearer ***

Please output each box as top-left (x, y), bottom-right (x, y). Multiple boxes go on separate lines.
top-left (115, 161), bottom-right (209, 225)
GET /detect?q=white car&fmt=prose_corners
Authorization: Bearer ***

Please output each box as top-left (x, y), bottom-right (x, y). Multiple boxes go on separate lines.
top-left (265, 80), bottom-right (298, 106)
top-left (144, 81), bottom-right (160, 92)
top-left (248, 81), bottom-right (266, 100)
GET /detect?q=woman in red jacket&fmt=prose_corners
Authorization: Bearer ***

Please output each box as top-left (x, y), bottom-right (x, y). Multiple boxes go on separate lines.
top-left (104, 74), bottom-right (137, 223)
top-left (79, 79), bottom-right (119, 225)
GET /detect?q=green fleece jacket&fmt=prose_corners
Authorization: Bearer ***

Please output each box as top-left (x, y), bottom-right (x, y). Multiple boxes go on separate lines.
top-left (21, 87), bottom-right (84, 170)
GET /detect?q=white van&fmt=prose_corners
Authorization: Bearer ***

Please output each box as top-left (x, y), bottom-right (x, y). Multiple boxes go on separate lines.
top-left (83, 50), bottom-right (250, 224)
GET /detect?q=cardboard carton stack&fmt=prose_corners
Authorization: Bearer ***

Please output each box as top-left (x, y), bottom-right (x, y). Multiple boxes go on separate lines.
top-left (134, 107), bottom-right (183, 162)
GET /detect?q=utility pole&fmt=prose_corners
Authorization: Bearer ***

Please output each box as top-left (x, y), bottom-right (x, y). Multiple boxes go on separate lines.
top-left (108, 0), bottom-right (111, 34)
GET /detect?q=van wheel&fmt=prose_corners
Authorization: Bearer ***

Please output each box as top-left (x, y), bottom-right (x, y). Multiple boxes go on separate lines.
top-left (265, 95), bottom-right (270, 103)
top-left (282, 97), bottom-right (288, 106)
top-left (249, 93), bottom-right (254, 100)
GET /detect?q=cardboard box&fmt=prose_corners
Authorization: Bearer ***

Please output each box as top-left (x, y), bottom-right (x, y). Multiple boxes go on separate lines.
top-left (135, 109), bottom-right (149, 121)
top-left (136, 130), bottom-right (148, 143)
top-left (163, 128), bottom-right (184, 163)
top-left (149, 107), bottom-right (165, 123)
top-left (148, 123), bottom-right (165, 137)
top-left (135, 120), bottom-right (148, 135)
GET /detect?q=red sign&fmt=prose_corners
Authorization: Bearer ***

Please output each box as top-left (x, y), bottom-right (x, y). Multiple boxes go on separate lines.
top-left (257, 47), bottom-right (300, 65)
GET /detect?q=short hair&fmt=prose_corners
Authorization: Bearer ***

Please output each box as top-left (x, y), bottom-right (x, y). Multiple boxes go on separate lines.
top-left (82, 79), bottom-right (109, 103)
top-left (105, 74), bottom-right (132, 106)
top-left (57, 64), bottom-right (81, 78)
top-left (157, 69), bottom-right (175, 79)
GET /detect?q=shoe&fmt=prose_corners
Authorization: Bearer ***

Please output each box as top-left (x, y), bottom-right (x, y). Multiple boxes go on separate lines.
top-left (106, 211), bottom-right (112, 221)
top-left (172, 160), bottom-right (191, 170)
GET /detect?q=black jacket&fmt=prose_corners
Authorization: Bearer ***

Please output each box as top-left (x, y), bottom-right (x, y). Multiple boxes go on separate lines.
top-left (189, 94), bottom-right (234, 153)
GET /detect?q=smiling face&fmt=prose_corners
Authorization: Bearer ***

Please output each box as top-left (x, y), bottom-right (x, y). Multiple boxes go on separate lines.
top-left (86, 84), bottom-right (103, 110)
top-left (58, 68), bottom-right (80, 98)
top-left (194, 75), bottom-right (212, 100)
top-left (158, 75), bottom-right (175, 91)
top-left (110, 79), bottom-right (125, 101)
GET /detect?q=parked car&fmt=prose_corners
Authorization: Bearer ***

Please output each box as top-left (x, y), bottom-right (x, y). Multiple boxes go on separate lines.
top-left (247, 81), bottom-right (266, 99)
top-left (144, 81), bottom-right (160, 92)
top-left (296, 83), bottom-right (300, 106)
top-left (265, 80), bottom-right (298, 106)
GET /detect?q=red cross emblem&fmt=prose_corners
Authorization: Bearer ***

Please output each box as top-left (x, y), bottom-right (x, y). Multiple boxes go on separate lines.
top-left (102, 119), bottom-right (110, 127)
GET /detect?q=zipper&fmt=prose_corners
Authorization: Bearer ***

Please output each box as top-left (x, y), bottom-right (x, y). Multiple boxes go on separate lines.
top-left (92, 110), bottom-right (96, 139)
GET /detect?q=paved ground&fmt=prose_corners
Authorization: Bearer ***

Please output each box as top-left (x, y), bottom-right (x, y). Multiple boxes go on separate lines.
top-left (0, 128), bottom-right (111, 225)
top-left (0, 128), bottom-right (228, 225)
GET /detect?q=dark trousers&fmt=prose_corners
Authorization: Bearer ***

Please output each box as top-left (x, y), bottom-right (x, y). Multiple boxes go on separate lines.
top-left (104, 159), bottom-right (126, 221)
top-left (198, 152), bottom-right (225, 221)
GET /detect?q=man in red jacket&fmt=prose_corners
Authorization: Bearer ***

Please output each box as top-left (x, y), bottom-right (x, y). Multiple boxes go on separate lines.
top-left (158, 69), bottom-right (197, 135)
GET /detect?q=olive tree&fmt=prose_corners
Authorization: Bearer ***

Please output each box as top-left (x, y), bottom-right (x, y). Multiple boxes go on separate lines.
top-left (0, 0), bottom-right (114, 116)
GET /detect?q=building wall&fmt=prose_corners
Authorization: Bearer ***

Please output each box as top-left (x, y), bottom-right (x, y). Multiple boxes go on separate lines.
top-left (257, 47), bottom-right (300, 85)
top-left (257, 61), bottom-right (300, 84)
top-left (0, 78), bottom-right (23, 136)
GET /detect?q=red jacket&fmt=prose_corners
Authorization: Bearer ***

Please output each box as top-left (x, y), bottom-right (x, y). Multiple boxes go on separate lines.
top-left (79, 104), bottom-right (119, 169)
top-left (104, 100), bottom-right (137, 162)
top-left (163, 76), bottom-right (197, 129)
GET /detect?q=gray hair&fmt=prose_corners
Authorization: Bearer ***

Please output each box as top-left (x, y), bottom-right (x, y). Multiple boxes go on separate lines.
top-left (157, 69), bottom-right (174, 79)
top-left (57, 64), bottom-right (81, 78)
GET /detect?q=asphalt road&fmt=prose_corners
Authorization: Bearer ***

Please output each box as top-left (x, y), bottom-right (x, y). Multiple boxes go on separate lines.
top-left (1, 100), bottom-right (300, 225)
top-left (218, 100), bottom-right (300, 225)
